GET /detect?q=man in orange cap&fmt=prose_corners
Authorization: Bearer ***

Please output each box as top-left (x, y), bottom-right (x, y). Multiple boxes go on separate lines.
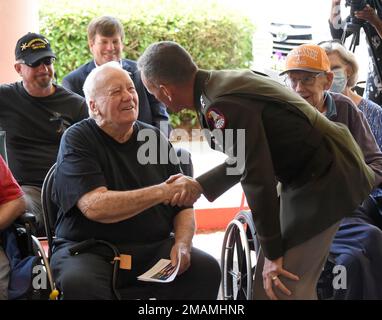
top-left (281, 43), bottom-right (382, 181)
top-left (279, 44), bottom-right (333, 113)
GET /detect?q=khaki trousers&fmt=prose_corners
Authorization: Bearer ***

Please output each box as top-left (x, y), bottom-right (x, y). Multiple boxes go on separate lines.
top-left (252, 221), bottom-right (340, 300)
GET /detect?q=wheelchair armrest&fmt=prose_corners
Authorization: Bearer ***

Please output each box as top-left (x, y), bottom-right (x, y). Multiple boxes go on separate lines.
top-left (16, 212), bottom-right (36, 225)
top-left (15, 211), bottom-right (38, 239)
top-left (13, 212), bottom-right (38, 257)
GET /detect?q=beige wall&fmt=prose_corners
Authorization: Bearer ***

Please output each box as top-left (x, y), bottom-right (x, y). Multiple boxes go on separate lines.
top-left (0, 0), bottom-right (39, 84)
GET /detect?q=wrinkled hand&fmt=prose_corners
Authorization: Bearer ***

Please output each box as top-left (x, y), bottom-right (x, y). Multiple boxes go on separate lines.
top-left (262, 256), bottom-right (299, 300)
top-left (170, 242), bottom-right (191, 275)
top-left (164, 174), bottom-right (203, 207)
top-left (355, 4), bottom-right (380, 26)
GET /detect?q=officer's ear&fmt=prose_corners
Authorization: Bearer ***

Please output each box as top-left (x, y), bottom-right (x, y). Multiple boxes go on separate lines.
top-left (159, 84), bottom-right (173, 102)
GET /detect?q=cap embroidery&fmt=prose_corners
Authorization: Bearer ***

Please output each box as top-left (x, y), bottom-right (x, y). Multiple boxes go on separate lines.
top-left (20, 38), bottom-right (49, 51)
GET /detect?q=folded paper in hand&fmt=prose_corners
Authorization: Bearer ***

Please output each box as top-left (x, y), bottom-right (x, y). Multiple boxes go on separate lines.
top-left (137, 249), bottom-right (181, 283)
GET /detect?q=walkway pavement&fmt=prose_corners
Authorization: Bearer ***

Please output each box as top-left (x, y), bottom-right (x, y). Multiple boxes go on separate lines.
top-left (192, 231), bottom-right (225, 262)
top-left (172, 139), bottom-right (239, 299)
top-left (172, 139), bottom-right (246, 263)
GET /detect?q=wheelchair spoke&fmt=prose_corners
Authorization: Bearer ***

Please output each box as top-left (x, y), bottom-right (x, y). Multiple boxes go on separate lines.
top-left (221, 215), bottom-right (256, 300)
top-left (228, 269), bottom-right (240, 280)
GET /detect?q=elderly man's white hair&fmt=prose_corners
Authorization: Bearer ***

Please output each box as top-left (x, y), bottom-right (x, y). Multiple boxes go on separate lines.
top-left (83, 61), bottom-right (124, 117)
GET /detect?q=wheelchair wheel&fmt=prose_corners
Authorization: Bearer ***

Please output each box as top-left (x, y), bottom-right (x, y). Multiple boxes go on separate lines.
top-left (221, 211), bottom-right (258, 300)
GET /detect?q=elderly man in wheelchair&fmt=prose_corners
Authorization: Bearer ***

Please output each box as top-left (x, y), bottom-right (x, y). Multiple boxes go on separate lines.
top-left (49, 61), bottom-right (220, 300)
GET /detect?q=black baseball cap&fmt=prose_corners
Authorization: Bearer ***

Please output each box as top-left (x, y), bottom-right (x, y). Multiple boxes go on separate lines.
top-left (15, 32), bottom-right (56, 64)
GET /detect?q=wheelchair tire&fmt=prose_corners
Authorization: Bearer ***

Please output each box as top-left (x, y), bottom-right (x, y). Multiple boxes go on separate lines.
top-left (221, 211), bottom-right (258, 300)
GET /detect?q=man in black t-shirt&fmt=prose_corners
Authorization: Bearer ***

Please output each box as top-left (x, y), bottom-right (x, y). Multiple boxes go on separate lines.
top-left (0, 33), bottom-right (88, 234)
top-left (51, 61), bottom-right (220, 300)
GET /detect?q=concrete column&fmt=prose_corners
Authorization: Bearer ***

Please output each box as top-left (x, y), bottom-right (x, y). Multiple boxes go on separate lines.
top-left (0, 0), bottom-right (39, 84)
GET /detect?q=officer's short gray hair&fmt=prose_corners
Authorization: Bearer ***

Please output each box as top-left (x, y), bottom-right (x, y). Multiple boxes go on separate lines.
top-left (83, 61), bottom-right (123, 118)
top-left (137, 41), bottom-right (198, 86)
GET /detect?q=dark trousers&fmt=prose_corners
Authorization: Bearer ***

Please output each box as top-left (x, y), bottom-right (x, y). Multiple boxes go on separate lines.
top-left (330, 206), bottom-right (382, 299)
top-left (51, 240), bottom-right (221, 300)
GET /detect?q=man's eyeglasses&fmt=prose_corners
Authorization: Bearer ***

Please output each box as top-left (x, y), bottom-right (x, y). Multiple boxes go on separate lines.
top-left (21, 57), bottom-right (55, 68)
top-left (284, 72), bottom-right (326, 88)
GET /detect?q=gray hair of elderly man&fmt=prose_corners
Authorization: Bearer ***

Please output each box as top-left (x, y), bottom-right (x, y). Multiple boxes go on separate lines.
top-left (137, 41), bottom-right (198, 86)
top-left (82, 61), bottom-right (126, 118)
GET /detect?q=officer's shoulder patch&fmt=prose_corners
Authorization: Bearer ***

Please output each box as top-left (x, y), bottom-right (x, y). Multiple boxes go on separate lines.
top-left (206, 108), bottom-right (227, 129)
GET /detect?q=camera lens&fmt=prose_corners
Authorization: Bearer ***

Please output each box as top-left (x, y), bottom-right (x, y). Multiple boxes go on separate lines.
top-left (349, 0), bottom-right (367, 12)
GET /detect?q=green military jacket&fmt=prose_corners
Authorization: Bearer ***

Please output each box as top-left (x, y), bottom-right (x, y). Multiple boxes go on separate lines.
top-left (194, 69), bottom-right (374, 259)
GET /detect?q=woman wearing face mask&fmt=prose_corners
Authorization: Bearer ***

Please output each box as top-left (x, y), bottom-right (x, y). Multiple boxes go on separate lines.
top-left (320, 40), bottom-right (382, 151)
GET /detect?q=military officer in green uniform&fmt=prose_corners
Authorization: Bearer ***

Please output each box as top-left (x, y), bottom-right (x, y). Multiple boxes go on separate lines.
top-left (137, 41), bottom-right (375, 300)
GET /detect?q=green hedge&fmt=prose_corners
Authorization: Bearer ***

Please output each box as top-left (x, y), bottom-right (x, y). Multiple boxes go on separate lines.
top-left (39, 0), bottom-right (254, 127)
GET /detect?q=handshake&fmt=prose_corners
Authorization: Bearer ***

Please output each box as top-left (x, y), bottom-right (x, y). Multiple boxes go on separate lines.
top-left (161, 174), bottom-right (203, 207)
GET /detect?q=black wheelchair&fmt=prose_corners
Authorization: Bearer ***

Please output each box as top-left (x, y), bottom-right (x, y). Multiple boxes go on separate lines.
top-left (4, 216), bottom-right (58, 300)
top-left (4, 163), bottom-right (59, 300)
top-left (38, 163), bottom-right (158, 300)
top-left (1, 131), bottom-right (58, 300)
top-left (220, 210), bottom-right (259, 300)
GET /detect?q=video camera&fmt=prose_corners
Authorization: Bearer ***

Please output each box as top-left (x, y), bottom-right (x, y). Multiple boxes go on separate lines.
top-left (342, 0), bottom-right (382, 82)
top-left (345, 0), bottom-right (367, 12)
top-left (345, 0), bottom-right (368, 27)
top-left (342, 0), bottom-right (369, 51)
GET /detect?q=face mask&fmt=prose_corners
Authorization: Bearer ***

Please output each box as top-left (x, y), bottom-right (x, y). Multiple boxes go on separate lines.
top-left (330, 68), bottom-right (347, 93)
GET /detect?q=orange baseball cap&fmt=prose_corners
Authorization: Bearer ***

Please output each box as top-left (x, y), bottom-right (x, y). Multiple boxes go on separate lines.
top-left (280, 44), bottom-right (331, 75)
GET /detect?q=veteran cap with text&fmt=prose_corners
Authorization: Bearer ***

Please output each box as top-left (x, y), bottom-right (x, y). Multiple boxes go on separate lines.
top-left (15, 32), bottom-right (56, 64)
top-left (280, 44), bottom-right (330, 76)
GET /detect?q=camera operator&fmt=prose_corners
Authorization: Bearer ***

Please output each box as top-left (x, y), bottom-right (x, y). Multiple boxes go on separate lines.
top-left (329, 0), bottom-right (382, 105)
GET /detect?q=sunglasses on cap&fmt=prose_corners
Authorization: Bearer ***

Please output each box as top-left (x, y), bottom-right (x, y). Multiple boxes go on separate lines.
top-left (21, 57), bottom-right (55, 68)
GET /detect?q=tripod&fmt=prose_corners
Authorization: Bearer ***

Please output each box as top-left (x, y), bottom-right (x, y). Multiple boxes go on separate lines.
top-left (342, 19), bottom-right (382, 84)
